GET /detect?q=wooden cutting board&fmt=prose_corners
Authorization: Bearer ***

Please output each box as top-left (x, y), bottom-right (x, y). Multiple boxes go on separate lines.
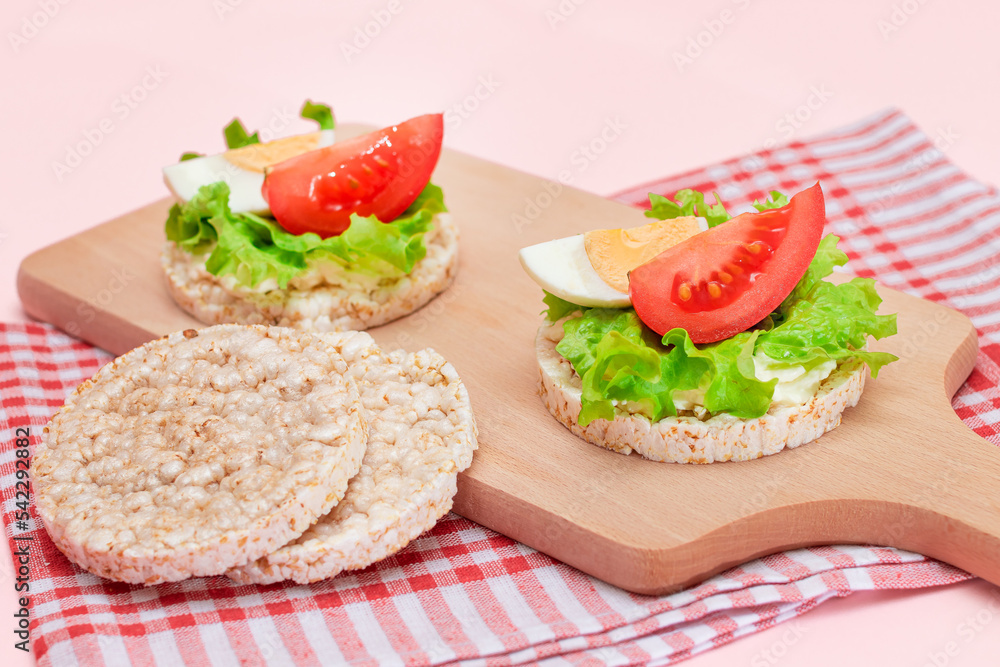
top-left (18, 125), bottom-right (1000, 595)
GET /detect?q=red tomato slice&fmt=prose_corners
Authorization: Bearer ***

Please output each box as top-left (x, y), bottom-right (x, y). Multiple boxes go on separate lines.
top-left (262, 113), bottom-right (444, 238)
top-left (629, 184), bottom-right (826, 344)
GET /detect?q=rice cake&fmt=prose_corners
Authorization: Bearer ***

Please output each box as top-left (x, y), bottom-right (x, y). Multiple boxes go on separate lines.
top-left (161, 213), bottom-right (458, 332)
top-left (229, 331), bottom-right (477, 584)
top-left (34, 324), bottom-right (368, 584)
top-left (536, 320), bottom-right (867, 464)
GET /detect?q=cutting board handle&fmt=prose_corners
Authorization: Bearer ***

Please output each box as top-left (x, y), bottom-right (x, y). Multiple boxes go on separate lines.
top-left (872, 323), bottom-right (1000, 583)
top-left (882, 416), bottom-right (1000, 583)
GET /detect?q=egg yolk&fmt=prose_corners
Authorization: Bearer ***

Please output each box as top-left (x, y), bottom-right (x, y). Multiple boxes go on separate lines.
top-left (583, 216), bottom-right (704, 293)
top-left (224, 132), bottom-right (325, 173)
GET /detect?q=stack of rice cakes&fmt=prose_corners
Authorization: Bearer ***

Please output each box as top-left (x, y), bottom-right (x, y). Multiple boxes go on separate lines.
top-left (34, 324), bottom-right (477, 585)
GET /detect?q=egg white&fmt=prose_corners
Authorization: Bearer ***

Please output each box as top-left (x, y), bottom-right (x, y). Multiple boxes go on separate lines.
top-left (519, 235), bottom-right (631, 308)
top-left (162, 129), bottom-right (336, 215)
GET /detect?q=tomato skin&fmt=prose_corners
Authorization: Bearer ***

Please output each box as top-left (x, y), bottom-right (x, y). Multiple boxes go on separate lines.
top-left (628, 184), bottom-right (826, 344)
top-left (262, 113), bottom-right (443, 238)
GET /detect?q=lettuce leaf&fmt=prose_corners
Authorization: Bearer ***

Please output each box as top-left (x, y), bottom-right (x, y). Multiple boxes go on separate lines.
top-left (645, 189), bottom-right (730, 228)
top-left (644, 188), bottom-right (792, 232)
top-left (553, 234), bottom-right (897, 426)
top-left (778, 233), bottom-right (847, 313)
top-left (542, 291), bottom-right (582, 322)
top-left (224, 119), bottom-right (259, 149)
top-left (758, 274), bottom-right (898, 377)
top-left (182, 99), bottom-right (337, 159)
top-left (752, 190), bottom-right (790, 211)
top-left (166, 182), bottom-right (446, 289)
top-left (300, 100), bottom-right (335, 130)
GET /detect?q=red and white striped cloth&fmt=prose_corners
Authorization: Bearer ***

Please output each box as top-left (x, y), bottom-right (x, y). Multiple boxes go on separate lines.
top-left (2, 109), bottom-right (995, 665)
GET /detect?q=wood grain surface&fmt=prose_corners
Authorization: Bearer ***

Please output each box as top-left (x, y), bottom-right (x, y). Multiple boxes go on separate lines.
top-left (17, 125), bottom-right (999, 594)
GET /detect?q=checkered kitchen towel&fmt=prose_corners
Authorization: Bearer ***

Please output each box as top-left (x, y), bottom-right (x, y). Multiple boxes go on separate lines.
top-left (2, 108), bottom-right (995, 666)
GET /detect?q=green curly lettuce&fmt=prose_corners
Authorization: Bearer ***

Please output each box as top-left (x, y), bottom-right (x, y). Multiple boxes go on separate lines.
top-left (645, 189), bottom-right (730, 228)
top-left (644, 188), bottom-right (791, 230)
top-left (223, 118), bottom-right (260, 149)
top-left (542, 291), bottom-right (582, 322)
top-left (553, 233), bottom-right (897, 426)
top-left (548, 185), bottom-right (897, 425)
top-left (753, 190), bottom-right (789, 211)
top-left (179, 100), bottom-right (336, 160)
top-left (166, 181), bottom-right (446, 289)
top-left (299, 100), bottom-right (335, 130)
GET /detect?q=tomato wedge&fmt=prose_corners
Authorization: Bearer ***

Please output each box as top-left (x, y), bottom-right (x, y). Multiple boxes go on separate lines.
top-left (628, 184), bottom-right (826, 344)
top-left (262, 113), bottom-right (444, 238)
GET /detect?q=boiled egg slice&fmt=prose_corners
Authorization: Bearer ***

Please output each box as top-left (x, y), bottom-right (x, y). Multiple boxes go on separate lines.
top-left (518, 216), bottom-right (708, 308)
top-left (162, 130), bottom-right (335, 215)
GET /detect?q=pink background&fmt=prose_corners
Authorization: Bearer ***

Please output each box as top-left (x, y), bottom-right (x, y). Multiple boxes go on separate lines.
top-left (4, 0), bottom-right (1000, 664)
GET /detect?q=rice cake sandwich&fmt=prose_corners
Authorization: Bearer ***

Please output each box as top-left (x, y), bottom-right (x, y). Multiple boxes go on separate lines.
top-left (34, 325), bottom-right (369, 584)
top-left (519, 185), bottom-right (898, 463)
top-left (162, 101), bottom-right (457, 332)
top-left (229, 331), bottom-right (477, 585)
